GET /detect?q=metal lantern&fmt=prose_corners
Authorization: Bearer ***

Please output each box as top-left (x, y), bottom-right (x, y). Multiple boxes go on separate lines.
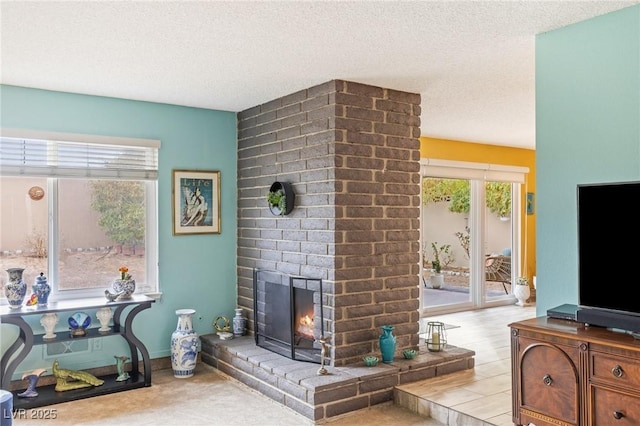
top-left (425, 321), bottom-right (447, 352)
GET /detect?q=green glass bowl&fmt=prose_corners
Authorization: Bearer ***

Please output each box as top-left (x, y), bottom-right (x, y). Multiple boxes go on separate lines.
top-left (403, 349), bottom-right (417, 359)
top-left (363, 356), bottom-right (379, 366)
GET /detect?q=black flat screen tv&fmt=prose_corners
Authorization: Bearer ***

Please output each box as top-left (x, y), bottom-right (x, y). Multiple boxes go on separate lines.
top-left (576, 181), bottom-right (640, 333)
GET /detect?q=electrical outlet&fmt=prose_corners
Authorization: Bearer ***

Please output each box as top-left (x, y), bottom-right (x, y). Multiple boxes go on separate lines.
top-left (92, 338), bottom-right (102, 351)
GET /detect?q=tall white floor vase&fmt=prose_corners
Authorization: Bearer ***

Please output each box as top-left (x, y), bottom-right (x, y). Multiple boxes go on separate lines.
top-left (171, 309), bottom-right (199, 378)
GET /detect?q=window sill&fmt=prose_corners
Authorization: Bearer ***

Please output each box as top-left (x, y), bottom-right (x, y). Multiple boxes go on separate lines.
top-left (0, 291), bottom-right (163, 307)
top-left (143, 292), bottom-right (163, 301)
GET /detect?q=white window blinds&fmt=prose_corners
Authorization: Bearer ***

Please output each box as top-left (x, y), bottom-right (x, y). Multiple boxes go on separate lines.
top-left (0, 129), bottom-right (160, 180)
top-left (421, 159), bottom-right (528, 183)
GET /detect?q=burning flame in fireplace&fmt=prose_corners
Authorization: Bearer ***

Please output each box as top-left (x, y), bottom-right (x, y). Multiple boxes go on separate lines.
top-left (297, 314), bottom-right (315, 340)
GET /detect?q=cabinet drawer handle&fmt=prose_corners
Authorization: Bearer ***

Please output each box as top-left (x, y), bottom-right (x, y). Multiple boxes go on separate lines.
top-left (613, 411), bottom-right (624, 420)
top-left (542, 374), bottom-right (553, 386)
top-left (611, 365), bottom-right (624, 378)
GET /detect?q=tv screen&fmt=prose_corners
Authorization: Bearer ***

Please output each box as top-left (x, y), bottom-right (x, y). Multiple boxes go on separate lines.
top-left (578, 181), bottom-right (640, 317)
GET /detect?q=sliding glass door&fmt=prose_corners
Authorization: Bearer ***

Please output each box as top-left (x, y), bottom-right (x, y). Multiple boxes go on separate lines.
top-left (421, 177), bottom-right (473, 311)
top-left (421, 161), bottom-right (523, 314)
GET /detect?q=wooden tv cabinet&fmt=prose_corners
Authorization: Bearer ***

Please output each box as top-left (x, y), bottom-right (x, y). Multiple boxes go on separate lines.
top-left (510, 317), bottom-right (640, 426)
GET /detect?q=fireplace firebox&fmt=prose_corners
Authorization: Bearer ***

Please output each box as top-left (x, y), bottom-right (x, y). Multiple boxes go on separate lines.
top-left (253, 269), bottom-right (324, 363)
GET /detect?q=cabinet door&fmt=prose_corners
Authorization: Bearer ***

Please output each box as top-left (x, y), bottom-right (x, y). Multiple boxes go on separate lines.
top-left (519, 339), bottom-right (580, 424)
top-left (592, 386), bottom-right (640, 425)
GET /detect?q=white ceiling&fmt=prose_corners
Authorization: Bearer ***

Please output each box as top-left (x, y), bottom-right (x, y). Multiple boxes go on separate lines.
top-left (2, 1), bottom-right (639, 149)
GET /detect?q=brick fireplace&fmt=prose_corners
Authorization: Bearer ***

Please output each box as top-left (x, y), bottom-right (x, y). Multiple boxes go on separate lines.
top-left (237, 80), bottom-right (422, 367)
top-left (200, 80), bottom-right (474, 422)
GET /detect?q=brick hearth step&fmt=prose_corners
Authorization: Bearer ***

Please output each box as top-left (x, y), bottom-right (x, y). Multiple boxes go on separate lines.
top-left (200, 333), bottom-right (475, 422)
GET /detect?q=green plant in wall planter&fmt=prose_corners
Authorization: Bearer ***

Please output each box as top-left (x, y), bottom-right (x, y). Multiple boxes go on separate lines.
top-left (267, 181), bottom-right (295, 216)
top-left (267, 189), bottom-right (286, 213)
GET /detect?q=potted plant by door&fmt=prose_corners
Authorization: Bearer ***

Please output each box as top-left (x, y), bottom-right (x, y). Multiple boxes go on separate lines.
top-left (430, 242), bottom-right (444, 289)
top-left (514, 276), bottom-right (531, 306)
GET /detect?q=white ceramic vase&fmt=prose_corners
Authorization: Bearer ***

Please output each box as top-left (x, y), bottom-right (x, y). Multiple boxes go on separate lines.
top-left (430, 273), bottom-right (444, 289)
top-left (514, 285), bottom-right (531, 306)
top-left (170, 309), bottom-right (199, 378)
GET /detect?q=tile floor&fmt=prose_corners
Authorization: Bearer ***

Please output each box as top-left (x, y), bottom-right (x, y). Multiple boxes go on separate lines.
top-left (396, 303), bottom-right (537, 425)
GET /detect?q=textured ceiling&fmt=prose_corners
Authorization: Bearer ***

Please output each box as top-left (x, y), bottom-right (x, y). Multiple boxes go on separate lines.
top-left (2, 1), bottom-right (639, 149)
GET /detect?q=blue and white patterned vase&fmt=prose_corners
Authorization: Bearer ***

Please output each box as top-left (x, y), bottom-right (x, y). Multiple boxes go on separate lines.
top-left (33, 272), bottom-right (51, 306)
top-left (113, 278), bottom-right (135, 299)
top-left (170, 309), bottom-right (199, 378)
top-left (5, 268), bottom-right (27, 309)
top-left (233, 308), bottom-right (247, 336)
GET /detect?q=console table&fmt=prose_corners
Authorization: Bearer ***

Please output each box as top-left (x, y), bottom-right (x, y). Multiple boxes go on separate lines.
top-left (510, 316), bottom-right (640, 426)
top-left (1, 295), bottom-right (154, 409)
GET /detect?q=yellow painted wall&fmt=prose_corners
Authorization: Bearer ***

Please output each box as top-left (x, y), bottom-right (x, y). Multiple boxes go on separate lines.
top-left (420, 137), bottom-right (537, 284)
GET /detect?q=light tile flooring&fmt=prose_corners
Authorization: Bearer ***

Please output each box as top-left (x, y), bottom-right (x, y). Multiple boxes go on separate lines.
top-left (396, 303), bottom-right (537, 425)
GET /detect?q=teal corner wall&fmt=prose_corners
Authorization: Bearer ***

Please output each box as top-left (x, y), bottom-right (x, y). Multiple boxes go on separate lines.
top-left (535, 5), bottom-right (640, 315)
top-left (0, 85), bottom-right (238, 375)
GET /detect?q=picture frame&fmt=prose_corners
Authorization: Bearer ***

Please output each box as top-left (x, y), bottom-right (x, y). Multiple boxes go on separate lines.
top-left (172, 169), bottom-right (221, 235)
top-left (526, 192), bottom-right (535, 215)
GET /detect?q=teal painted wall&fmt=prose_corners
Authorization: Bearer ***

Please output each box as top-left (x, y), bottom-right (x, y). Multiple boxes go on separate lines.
top-left (0, 85), bottom-right (238, 375)
top-left (536, 6), bottom-right (640, 315)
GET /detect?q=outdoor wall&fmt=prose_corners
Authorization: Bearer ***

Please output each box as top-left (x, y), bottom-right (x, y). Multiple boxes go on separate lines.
top-left (0, 178), bottom-right (111, 251)
top-left (420, 137), bottom-right (536, 280)
top-left (0, 85), bottom-right (238, 377)
top-left (422, 202), bottom-right (512, 269)
top-left (536, 5), bottom-right (640, 315)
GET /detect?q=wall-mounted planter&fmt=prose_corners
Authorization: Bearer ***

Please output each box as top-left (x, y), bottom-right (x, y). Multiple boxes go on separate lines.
top-left (267, 181), bottom-right (295, 216)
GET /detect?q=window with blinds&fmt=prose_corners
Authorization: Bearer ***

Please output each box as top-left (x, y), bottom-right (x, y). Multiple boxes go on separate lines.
top-left (0, 130), bottom-right (160, 302)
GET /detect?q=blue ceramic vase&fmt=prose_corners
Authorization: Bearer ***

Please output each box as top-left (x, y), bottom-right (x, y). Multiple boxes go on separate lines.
top-left (5, 267), bottom-right (27, 309)
top-left (33, 272), bottom-right (51, 306)
top-left (171, 309), bottom-right (199, 378)
top-left (379, 325), bottom-right (396, 363)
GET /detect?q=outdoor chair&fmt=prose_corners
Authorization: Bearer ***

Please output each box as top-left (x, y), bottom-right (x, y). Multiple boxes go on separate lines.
top-left (485, 255), bottom-right (511, 294)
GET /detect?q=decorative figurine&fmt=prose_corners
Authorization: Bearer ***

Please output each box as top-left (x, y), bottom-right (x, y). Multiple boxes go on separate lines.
top-left (40, 313), bottom-right (59, 340)
top-left (26, 293), bottom-right (38, 306)
top-left (17, 368), bottom-right (46, 398)
top-left (114, 355), bottom-right (130, 382)
top-left (315, 335), bottom-right (331, 376)
top-left (53, 360), bottom-right (104, 391)
top-left (104, 289), bottom-right (121, 302)
top-left (214, 316), bottom-right (233, 340)
top-left (68, 312), bottom-right (91, 337)
top-left (96, 307), bottom-right (113, 333)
